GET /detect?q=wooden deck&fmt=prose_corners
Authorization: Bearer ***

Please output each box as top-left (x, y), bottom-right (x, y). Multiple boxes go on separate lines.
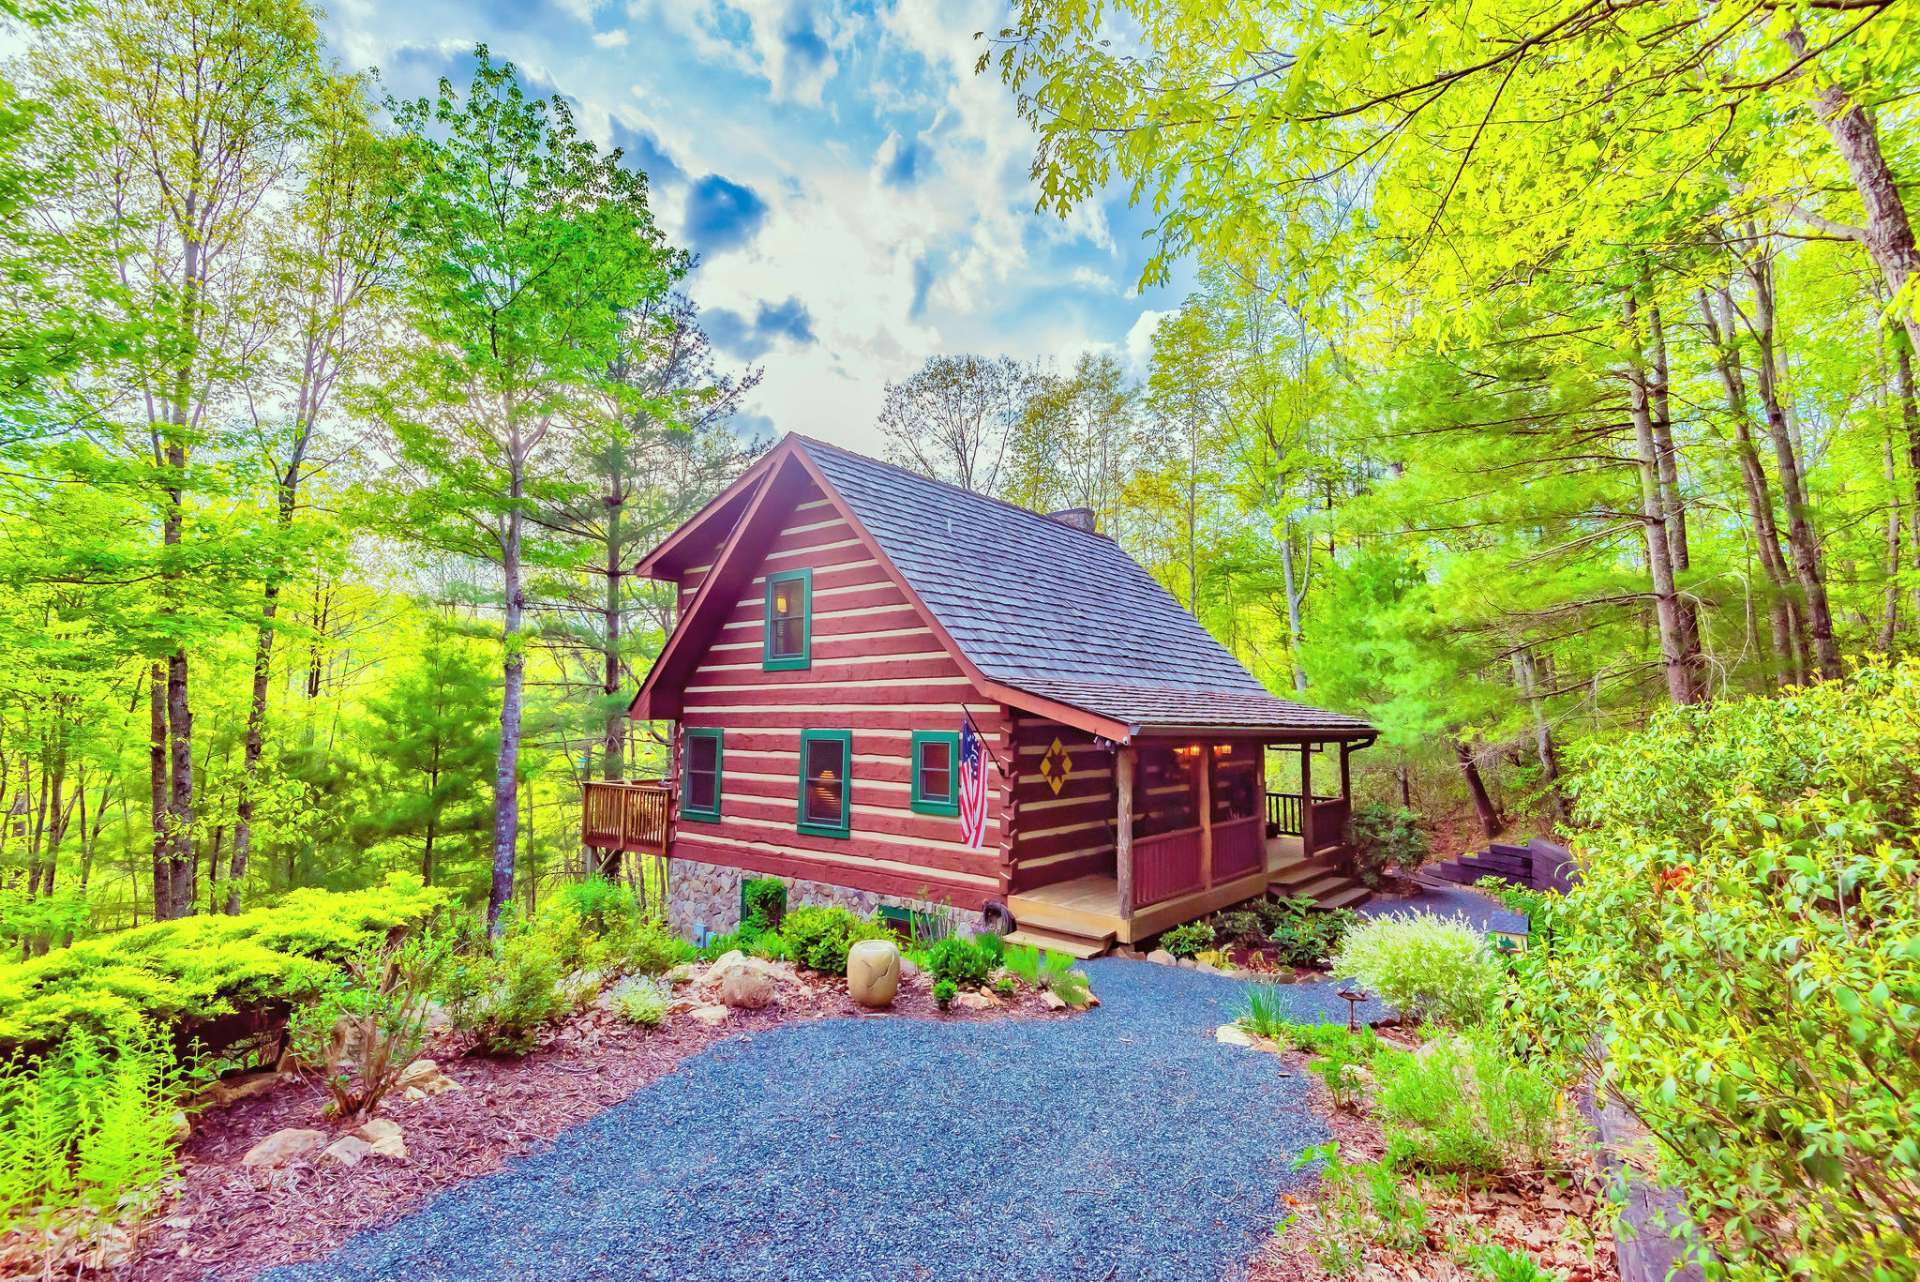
top-left (1006, 836), bottom-right (1351, 948)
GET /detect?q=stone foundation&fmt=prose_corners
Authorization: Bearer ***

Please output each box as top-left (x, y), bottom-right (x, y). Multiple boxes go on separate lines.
top-left (666, 857), bottom-right (982, 943)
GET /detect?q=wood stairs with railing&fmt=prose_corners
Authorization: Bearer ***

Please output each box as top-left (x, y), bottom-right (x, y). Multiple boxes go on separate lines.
top-left (1267, 848), bottom-right (1371, 911)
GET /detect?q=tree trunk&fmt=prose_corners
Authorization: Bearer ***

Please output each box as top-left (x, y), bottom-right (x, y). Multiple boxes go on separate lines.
top-left (1625, 294), bottom-right (1702, 705)
top-left (1881, 419), bottom-right (1900, 652)
top-left (1452, 739), bottom-right (1504, 839)
top-left (1647, 298), bottom-right (1702, 664)
top-left (1277, 517), bottom-right (1308, 692)
top-left (1510, 646), bottom-right (1567, 822)
top-left (489, 470), bottom-right (526, 933)
top-left (1897, 331), bottom-right (1920, 624)
top-left (229, 573), bottom-right (278, 914)
top-left (1746, 252), bottom-right (1841, 680)
top-left (597, 452), bottom-right (626, 879)
top-left (149, 664), bottom-right (174, 918)
top-left (1787, 26), bottom-right (1920, 359)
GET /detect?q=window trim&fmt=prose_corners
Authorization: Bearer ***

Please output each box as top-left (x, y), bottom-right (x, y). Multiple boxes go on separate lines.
top-left (762, 568), bottom-right (812, 671)
top-left (909, 730), bottom-right (960, 817)
top-left (680, 727), bottom-right (724, 822)
top-left (795, 729), bottom-right (852, 838)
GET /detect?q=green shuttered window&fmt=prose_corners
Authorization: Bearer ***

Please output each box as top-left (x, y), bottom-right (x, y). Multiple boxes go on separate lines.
top-left (910, 730), bottom-right (959, 816)
top-left (797, 729), bottom-right (851, 838)
top-left (682, 728), bottom-right (723, 821)
top-left (763, 568), bottom-right (811, 671)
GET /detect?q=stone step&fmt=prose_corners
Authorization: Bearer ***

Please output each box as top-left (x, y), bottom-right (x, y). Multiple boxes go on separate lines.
top-left (1003, 926), bottom-right (1111, 960)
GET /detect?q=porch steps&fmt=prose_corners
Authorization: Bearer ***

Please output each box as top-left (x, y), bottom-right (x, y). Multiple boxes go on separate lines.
top-left (1002, 925), bottom-right (1112, 960)
top-left (1268, 854), bottom-right (1371, 911)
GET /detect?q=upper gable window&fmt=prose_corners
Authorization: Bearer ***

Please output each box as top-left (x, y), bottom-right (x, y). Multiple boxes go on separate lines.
top-left (910, 731), bottom-right (959, 816)
top-left (763, 568), bottom-right (811, 671)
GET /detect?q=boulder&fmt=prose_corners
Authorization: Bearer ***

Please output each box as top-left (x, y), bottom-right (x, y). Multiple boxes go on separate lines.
top-left (1215, 1024), bottom-right (1255, 1047)
top-left (665, 963), bottom-right (700, 985)
top-left (1040, 991), bottom-right (1068, 1012)
top-left (170, 1110), bottom-right (192, 1144)
top-left (354, 1117), bottom-right (407, 1160)
top-left (197, 1069), bottom-right (286, 1112)
top-left (707, 951), bottom-right (780, 1010)
top-left (241, 1128), bottom-right (326, 1169)
top-left (846, 939), bottom-right (901, 1008)
top-left (953, 991), bottom-right (993, 1012)
top-left (1146, 949), bottom-right (1176, 966)
top-left (322, 1136), bottom-right (373, 1168)
top-left (689, 1004), bottom-right (731, 1027)
top-left (394, 1058), bottom-right (461, 1101)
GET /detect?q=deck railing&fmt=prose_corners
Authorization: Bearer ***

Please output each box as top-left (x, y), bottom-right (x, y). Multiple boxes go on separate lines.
top-left (582, 779), bottom-right (672, 855)
top-left (1133, 826), bottom-right (1205, 907)
top-left (1311, 796), bottom-right (1351, 850)
top-left (1265, 792), bottom-right (1348, 842)
top-left (1211, 815), bottom-right (1265, 881)
top-left (1266, 791), bottom-right (1302, 835)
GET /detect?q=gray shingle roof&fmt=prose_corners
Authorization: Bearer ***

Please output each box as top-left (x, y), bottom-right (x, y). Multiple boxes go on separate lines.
top-left (796, 438), bottom-right (1374, 738)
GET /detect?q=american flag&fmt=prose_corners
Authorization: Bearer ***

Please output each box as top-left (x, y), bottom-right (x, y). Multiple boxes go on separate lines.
top-left (958, 720), bottom-right (990, 849)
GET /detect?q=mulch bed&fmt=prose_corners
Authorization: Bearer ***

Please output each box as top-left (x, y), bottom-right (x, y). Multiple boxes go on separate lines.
top-left (1242, 1043), bottom-right (1620, 1282)
top-left (112, 967), bottom-right (1070, 1282)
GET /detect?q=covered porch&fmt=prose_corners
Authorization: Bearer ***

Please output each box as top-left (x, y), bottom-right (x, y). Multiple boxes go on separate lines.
top-left (1005, 734), bottom-right (1370, 955)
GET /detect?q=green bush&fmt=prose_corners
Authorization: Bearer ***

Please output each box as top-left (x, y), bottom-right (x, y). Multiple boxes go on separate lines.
top-left (1527, 659), bottom-right (1920, 1279)
top-left (0, 886), bottom-right (92, 955)
top-left (932, 979), bottom-right (956, 1010)
top-left (1159, 920), bottom-right (1214, 958)
top-left (994, 976), bottom-right (1015, 997)
top-left (926, 934), bottom-right (995, 987)
top-left (777, 904), bottom-right (891, 976)
top-left (550, 876), bottom-right (637, 935)
top-left (1209, 909), bottom-right (1264, 946)
top-left (287, 927), bottom-right (451, 1118)
top-left (0, 1023), bottom-right (184, 1240)
top-left (613, 982), bottom-right (668, 1029)
top-left (0, 873), bottom-right (451, 1057)
top-left (1347, 803), bottom-right (1430, 888)
top-left (741, 877), bottom-right (787, 932)
top-left (439, 921), bottom-right (587, 1056)
top-left (1331, 911), bottom-right (1500, 1026)
top-left (1466, 1242), bottom-right (1566, 1282)
top-left (1258, 896), bottom-right (1355, 967)
top-left (1372, 1031), bottom-right (1558, 1174)
top-left (610, 919), bottom-right (695, 975)
top-left (1294, 1142), bottom-right (1426, 1275)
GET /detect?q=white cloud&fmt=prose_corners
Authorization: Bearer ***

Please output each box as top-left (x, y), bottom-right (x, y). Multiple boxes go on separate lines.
top-left (592, 29), bottom-right (630, 48)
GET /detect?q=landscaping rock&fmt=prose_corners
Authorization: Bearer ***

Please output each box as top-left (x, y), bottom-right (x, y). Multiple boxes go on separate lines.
top-left (846, 938), bottom-right (900, 1008)
top-left (1039, 991), bottom-right (1068, 1012)
top-left (323, 1136), bottom-right (374, 1168)
top-left (898, 955), bottom-right (920, 979)
top-left (395, 1058), bottom-right (461, 1101)
top-left (1215, 1024), bottom-right (1254, 1047)
top-left (953, 991), bottom-right (992, 1012)
top-left (170, 1110), bottom-right (191, 1143)
top-left (706, 951), bottom-right (780, 1009)
top-left (689, 1004), bottom-right (731, 1026)
top-left (665, 963), bottom-right (699, 985)
top-left (354, 1118), bottom-right (407, 1160)
top-left (198, 1069), bottom-right (287, 1112)
top-left (242, 1128), bottom-right (326, 1169)
top-left (1146, 949), bottom-right (1175, 966)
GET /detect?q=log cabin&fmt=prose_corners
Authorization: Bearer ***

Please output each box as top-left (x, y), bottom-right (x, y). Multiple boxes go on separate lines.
top-left (582, 433), bottom-right (1378, 957)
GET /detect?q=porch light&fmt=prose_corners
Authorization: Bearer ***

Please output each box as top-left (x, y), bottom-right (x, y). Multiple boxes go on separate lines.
top-left (774, 590), bottom-right (791, 612)
top-left (1214, 743), bottom-right (1233, 756)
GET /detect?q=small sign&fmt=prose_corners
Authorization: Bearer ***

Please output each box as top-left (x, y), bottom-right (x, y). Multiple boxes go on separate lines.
top-left (1038, 737), bottom-right (1074, 795)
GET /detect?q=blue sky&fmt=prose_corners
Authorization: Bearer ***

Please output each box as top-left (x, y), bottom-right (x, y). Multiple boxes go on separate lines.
top-left (324, 0), bottom-right (1189, 451)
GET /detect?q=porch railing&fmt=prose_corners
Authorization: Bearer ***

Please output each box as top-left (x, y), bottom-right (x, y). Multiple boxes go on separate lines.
top-left (1212, 815), bottom-right (1265, 881)
top-left (1266, 791), bottom-right (1302, 835)
top-left (1266, 792), bottom-right (1351, 847)
top-left (582, 779), bottom-right (672, 855)
top-left (1133, 826), bottom-right (1205, 907)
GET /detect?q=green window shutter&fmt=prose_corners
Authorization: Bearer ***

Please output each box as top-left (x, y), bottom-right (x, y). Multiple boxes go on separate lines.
top-left (910, 730), bottom-right (960, 817)
top-left (763, 568), bottom-right (812, 671)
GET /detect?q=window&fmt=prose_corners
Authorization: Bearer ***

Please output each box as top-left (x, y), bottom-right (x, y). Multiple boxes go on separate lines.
top-left (763, 568), bottom-right (811, 670)
top-left (910, 730), bottom-right (959, 816)
top-left (796, 729), bottom-right (851, 837)
top-left (681, 728), bottom-right (723, 821)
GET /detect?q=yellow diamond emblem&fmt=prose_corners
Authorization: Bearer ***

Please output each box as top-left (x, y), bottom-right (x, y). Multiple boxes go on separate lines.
top-left (1039, 738), bottom-right (1074, 795)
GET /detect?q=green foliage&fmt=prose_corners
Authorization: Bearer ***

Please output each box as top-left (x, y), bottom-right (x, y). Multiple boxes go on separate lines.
top-left (1238, 984), bottom-right (1293, 1039)
top-left (0, 1023), bottom-right (184, 1240)
top-left (0, 874), bottom-right (451, 1056)
top-left (776, 905), bottom-right (891, 977)
top-left (612, 981), bottom-right (667, 1029)
top-left (1257, 897), bottom-right (1355, 967)
top-left (1332, 911), bottom-right (1501, 1028)
top-left (1526, 661), bottom-right (1920, 1278)
top-left (932, 979), bottom-right (956, 1010)
top-left (994, 976), bottom-right (1015, 998)
top-left (439, 916), bottom-right (587, 1056)
top-left (1466, 1242), bottom-right (1566, 1282)
top-left (925, 934), bottom-right (996, 988)
top-left (550, 876), bottom-right (637, 936)
top-left (0, 887), bottom-right (92, 954)
top-left (1158, 921), bottom-right (1213, 958)
top-left (744, 930), bottom-right (792, 964)
top-left (1347, 804), bottom-right (1431, 889)
top-left (288, 926), bottom-right (451, 1118)
top-left (1001, 942), bottom-right (1090, 1005)
top-left (1209, 909), bottom-right (1263, 946)
top-left (1295, 1142), bottom-right (1426, 1276)
top-left (609, 919), bottom-right (695, 977)
top-left (1372, 1032), bottom-right (1558, 1175)
top-left (740, 878), bottom-right (787, 932)
top-left (1472, 877), bottom-right (1549, 921)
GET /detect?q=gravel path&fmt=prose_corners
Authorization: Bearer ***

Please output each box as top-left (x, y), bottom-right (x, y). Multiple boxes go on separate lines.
top-left (263, 960), bottom-right (1358, 1282)
top-left (1359, 877), bottom-right (1528, 935)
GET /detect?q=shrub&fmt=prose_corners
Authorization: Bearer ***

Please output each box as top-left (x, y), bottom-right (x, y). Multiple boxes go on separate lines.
top-left (613, 982), bottom-right (668, 1029)
top-left (994, 976), bottom-right (1015, 997)
top-left (1528, 659), bottom-right (1920, 1278)
top-left (288, 927), bottom-right (451, 1118)
top-left (1210, 909), bottom-right (1264, 946)
top-left (610, 919), bottom-right (695, 976)
top-left (1347, 803), bottom-right (1430, 888)
top-left (777, 905), bottom-right (891, 976)
top-left (1259, 897), bottom-right (1354, 967)
top-left (0, 874), bottom-right (451, 1059)
top-left (1239, 983), bottom-right (1293, 1039)
top-left (0, 886), bottom-right (92, 956)
top-left (1001, 942), bottom-right (1089, 1004)
top-left (1466, 1242), bottom-right (1566, 1282)
top-left (741, 877), bottom-right (787, 932)
top-left (932, 979), bottom-right (956, 1010)
top-left (1294, 1142), bottom-right (1425, 1275)
top-left (1159, 920), bottom-right (1213, 958)
top-left (1331, 911), bottom-right (1500, 1026)
top-left (550, 876), bottom-right (637, 936)
top-left (926, 934), bottom-right (995, 987)
top-left (0, 1023), bottom-right (184, 1242)
top-left (1372, 1031), bottom-right (1558, 1174)
top-left (440, 922), bottom-right (587, 1056)
top-left (745, 930), bottom-right (792, 963)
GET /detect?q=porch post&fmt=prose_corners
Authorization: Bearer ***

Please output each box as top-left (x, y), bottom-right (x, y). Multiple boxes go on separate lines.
top-left (1300, 742), bottom-right (1315, 855)
top-left (1198, 744), bottom-right (1214, 888)
top-left (1115, 745), bottom-right (1135, 917)
top-left (1340, 740), bottom-right (1352, 801)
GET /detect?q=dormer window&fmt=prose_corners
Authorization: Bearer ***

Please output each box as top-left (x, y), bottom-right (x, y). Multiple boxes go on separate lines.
top-left (764, 568), bottom-right (811, 671)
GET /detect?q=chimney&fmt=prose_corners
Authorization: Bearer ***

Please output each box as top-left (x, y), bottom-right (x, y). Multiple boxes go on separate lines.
top-left (1046, 507), bottom-right (1097, 533)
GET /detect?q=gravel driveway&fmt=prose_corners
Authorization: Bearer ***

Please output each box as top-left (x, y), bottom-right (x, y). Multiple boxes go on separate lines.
top-left (263, 959), bottom-right (1363, 1282)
